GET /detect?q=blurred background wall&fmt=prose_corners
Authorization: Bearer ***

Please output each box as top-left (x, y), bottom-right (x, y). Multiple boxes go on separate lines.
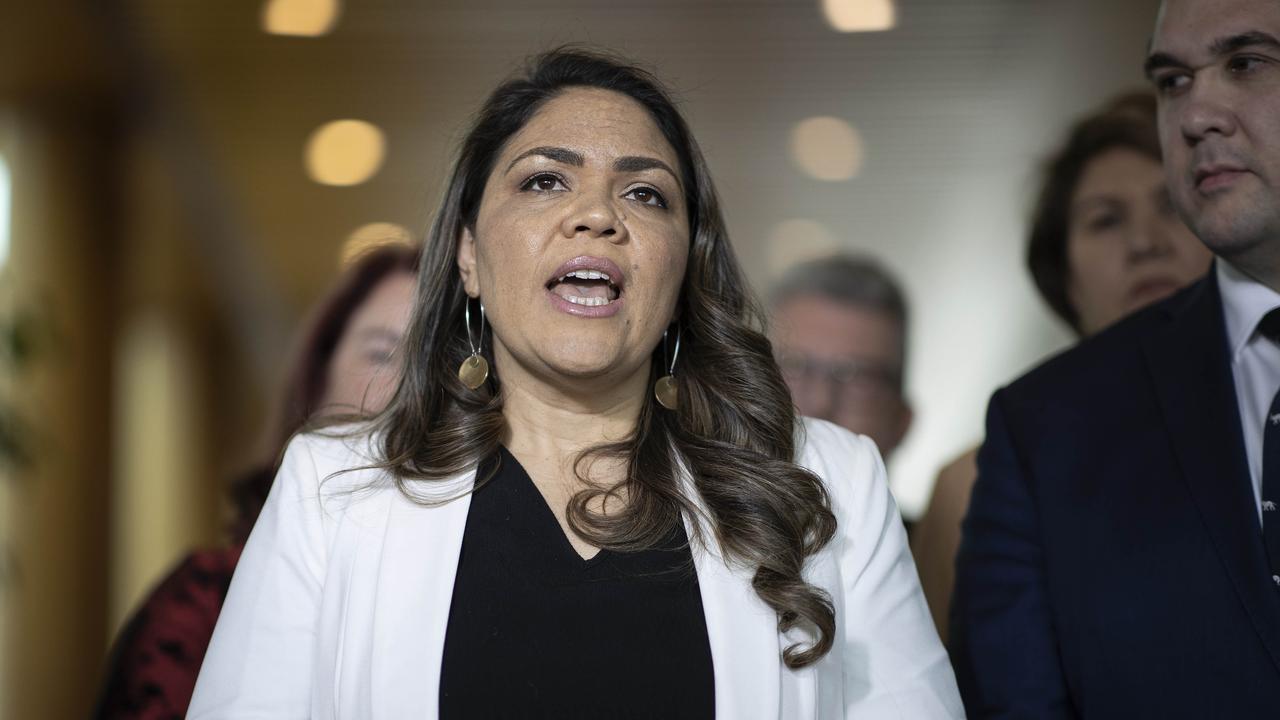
top-left (1, 0), bottom-right (1160, 716)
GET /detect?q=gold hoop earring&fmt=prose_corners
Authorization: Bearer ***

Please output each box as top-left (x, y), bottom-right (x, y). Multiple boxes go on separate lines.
top-left (458, 298), bottom-right (489, 390)
top-left (655, 325), bottom-right (680, 410)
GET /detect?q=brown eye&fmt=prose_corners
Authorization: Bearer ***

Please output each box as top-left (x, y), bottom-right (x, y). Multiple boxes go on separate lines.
top-left (1154, 72), bottom-right (1190, 96)
top-left (625, 185), bottom-right (668, 208)
top-left (1227, 55), bottom-right (1264, 75)
top-left (521, 173), bottom-right (568, 193)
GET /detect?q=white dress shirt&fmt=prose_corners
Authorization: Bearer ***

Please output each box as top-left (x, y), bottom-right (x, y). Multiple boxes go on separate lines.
top-left (188, 417), bottom-right (963, 719)
top-left (1217, 260), bottom-right (1280, 523)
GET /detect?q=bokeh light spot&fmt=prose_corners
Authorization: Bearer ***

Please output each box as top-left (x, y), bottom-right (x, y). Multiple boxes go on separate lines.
top-left (262, 0), bottom-right (341, 37)
top-left (305, 119), bottom-right (386, 187)
top-left (790, 116), bottom-right (864, 181)
top-left (341, 222), bottom-right (414, 266)
top-left (821, 0), bottom-right (897, 33)
top-left (767, 219), bottom-right (840, 277)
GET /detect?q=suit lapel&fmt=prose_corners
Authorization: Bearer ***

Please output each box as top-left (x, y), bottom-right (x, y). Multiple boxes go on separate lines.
top-left (679, 464), bottom-right (784, 720)
top-left (1142, 271), bottom-right (1280, 674)
top-left (371, 472), bottom-right (475, 719)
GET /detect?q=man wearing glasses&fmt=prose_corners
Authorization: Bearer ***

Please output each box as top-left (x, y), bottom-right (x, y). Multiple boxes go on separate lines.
top-left (770, 255), bottom-right (914, 462)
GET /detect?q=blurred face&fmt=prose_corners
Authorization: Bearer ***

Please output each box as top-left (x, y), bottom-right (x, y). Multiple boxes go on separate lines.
top-left (1148, 0), bottom-right (1280, 285)
top-left (1066, 147), bottom-right (1212, 335)
top-left (322, 270), bottom-right (415, 413)
top-left (772, 295), bottom-right (912, 459)
top-left (457, 88), bottom-right (690, 390)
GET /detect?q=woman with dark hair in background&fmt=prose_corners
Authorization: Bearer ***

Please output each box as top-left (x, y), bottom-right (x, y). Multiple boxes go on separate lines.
top-left (94, 243), bottom-right (419, 719)
top-left (912, 92), bottom-right (1212, 644)
top-left (190, 48), bottom-right (962, 719)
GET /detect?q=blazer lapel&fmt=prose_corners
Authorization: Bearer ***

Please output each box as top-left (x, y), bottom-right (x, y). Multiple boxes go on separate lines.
top-left (371, 473), bottom-right (475, 719)
top-left (680, 466), bottom-right (784, 719)
top-left (1142, 271), bottom-right (1280, 675)
top-left (360, 459), bottom-right (786, 718)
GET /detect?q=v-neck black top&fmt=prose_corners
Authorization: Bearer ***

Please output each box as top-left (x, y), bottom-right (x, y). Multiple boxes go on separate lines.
top-left (439, 446), bottom-right (716, 719)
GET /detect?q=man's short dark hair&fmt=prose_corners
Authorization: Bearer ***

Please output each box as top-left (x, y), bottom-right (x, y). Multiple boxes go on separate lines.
top-left (1027, 92), bottom-right (1161, 335)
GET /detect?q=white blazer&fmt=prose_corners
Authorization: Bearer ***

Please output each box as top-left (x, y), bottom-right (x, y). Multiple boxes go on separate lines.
top-left (189, 417), bottom-right (963, 719)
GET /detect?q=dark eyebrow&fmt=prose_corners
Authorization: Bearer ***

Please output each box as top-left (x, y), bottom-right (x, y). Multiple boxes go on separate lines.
top-left (1147, 31), bottom-right (1280, 79)
top-left (1144, 51), bottom-right (1186, 80)
top-left (505, 146), bottom-right (584, 174)
top-left (613, 155), bottom-right (680, 184)
top-left (1209, 30), bottom-right (1280, 56)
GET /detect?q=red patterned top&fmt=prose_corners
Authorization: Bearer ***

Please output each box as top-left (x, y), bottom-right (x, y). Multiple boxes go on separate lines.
top-left (93, 544), bottom-right (243, 720)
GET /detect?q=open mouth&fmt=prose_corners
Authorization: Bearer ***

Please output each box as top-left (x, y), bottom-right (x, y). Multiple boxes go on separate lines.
top-left (545, 256), bottom-right (626, 314)
top-left (546, 269), bottom-right (622, 307)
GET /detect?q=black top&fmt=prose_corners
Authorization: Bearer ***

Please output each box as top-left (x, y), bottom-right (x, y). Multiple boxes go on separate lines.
top-left (439, 446), bottom-right (716, 720)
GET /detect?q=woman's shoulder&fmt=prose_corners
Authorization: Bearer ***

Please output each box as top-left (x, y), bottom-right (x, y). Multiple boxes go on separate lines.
top-left (283, 425), bottom-right (388, 484)
top-left (794, 417), bottom-right (894, 530)
top-left (271, 426), bottom-right (403, 521)
top-left (794, 416), bottom-right (884, 482)
top-left (291, 422), bottom-right (383, 465)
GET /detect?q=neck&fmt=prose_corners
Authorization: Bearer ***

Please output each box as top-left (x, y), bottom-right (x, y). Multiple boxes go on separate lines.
top-left (495, 348), bottom-right (651, 474)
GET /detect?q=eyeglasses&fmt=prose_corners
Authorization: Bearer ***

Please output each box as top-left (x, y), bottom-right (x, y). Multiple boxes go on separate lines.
top-left (776, 353), bottom-right (903, 398)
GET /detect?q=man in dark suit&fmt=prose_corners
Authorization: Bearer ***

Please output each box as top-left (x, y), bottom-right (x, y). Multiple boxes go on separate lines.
top-left (951, 0), bottom-right (1280, 717)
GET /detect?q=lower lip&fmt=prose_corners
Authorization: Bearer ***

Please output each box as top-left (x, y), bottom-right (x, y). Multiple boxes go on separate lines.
top-left (1197, 170), bottom-right (1247, 193)
top-left (546, 289), bottom-right (624, 318)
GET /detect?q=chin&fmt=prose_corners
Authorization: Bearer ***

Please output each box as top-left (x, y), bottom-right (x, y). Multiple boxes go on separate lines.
top-left (1196, 184), bottom-right (1278, 244)
top-left (1193, 210), bottom-right (1273, 259)
top-left (540, 349), bottom-right (625, 380)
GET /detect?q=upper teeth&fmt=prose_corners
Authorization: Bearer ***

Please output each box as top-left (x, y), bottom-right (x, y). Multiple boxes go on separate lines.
top-left (560, 270), bottom-right (611, 282)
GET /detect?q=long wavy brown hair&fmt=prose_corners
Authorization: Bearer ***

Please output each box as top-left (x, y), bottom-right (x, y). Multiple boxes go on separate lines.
top-left (367, 47), bottom-right (838, 668)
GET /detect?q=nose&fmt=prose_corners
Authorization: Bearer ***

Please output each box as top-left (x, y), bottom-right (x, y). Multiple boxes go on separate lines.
top-left (1180, 82), bottom-right (1238, 146)
top-left (561, 189), bottom-right (626, 242)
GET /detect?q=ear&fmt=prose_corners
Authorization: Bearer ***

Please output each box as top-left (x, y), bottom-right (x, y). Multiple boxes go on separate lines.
top-left (456, 226), bottom-right (481, 299)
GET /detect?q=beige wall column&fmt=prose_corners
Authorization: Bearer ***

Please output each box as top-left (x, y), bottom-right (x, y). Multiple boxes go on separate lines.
top-left (0, 101), bottom-right (118, 720)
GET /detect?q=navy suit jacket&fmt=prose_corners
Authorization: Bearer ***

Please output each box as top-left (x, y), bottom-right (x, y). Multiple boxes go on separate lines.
top-left (951, 269), bottom-right (1280, 718)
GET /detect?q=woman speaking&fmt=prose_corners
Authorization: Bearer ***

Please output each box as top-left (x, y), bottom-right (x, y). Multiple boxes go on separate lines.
top-left (189, 48), bottom-right (961, 719)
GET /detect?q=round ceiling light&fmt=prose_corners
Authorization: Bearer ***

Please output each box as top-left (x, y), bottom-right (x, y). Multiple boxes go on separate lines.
top-left (305, 119), bottom-right (386, 187)
top-left (790, 116), bottom-right (865, 181)
top-left (821, 0), bottom-right (897, 33)
top-left (262, 0), bottom-right (342, 37)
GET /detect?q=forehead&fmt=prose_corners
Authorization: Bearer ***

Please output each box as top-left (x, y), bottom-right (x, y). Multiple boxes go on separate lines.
top-left (349, 271), bottom-right (415, 330)
top-left (1075, 147), bottom-right (1163, 196)
top-left (1154, 0), bottom-right (1280, 55)
top-left (500, 87), bottom-right (680, 166)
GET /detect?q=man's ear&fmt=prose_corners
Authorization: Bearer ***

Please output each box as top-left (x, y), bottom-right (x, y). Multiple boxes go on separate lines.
top-left (456, 226), bottom-right (481, 298)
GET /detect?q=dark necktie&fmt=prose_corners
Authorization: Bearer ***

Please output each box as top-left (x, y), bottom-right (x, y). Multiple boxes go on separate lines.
top-left (1260, 308), bottom-right (1280, 587)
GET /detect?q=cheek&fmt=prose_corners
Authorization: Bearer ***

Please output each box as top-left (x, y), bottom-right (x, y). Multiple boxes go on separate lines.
top-left (644, 230), bottom-right (690, 307)
top-left (1067, 235), bottom-right (1124, 304)
top-left (476, 224), bottom-right (541, 299)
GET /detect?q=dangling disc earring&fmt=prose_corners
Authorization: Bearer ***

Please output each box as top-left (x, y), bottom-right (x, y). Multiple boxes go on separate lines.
top-left (654, 326), bottom-right (680, 410)
top-left (458, 299), bottom-right (489, 390)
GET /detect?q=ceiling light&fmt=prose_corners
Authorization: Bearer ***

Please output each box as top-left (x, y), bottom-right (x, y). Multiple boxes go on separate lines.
top-left (821, 0), bottom-right (897, 33)
top-left (305, 119), bottom-right (386, 187)
top-left (262, 0), bottom-right (341, 37)
top-left (341, 222), bottom-right (413, 266)
top-left (767, 219), bottom-right (839, 277)
top-left (790, 116), bottom-right (865, 181)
